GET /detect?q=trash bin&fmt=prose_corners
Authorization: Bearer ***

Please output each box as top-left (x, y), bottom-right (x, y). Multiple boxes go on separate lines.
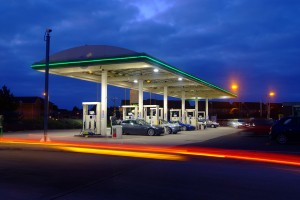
top-left (112, 125), bottom-right (122, 139)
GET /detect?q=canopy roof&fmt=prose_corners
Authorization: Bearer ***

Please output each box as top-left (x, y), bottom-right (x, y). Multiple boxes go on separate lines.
top-left (32, 45), bottom-right (236, 100)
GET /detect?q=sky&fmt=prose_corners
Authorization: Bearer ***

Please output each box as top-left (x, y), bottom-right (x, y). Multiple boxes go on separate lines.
top-left (1, 0), bottom-right (300, 110)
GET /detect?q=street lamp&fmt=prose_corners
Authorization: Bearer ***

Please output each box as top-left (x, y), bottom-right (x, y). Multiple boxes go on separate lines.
top-left (231, 84), bottom-right (238, 91)
top-left (43, 28), bottom-right (52, 142)
top-left (231, 83), bottom-right (240, 117)
top-left (267, 91), bottom-right (275, 119)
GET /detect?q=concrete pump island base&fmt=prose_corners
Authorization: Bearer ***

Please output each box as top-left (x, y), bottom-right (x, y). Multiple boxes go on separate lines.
top-left (32, 45), bottom-right (236, 138)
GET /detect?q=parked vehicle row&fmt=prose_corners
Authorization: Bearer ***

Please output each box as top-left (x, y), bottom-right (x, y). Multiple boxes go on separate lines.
top-left (235, 116), bottom-right (300, 144)
top-left (120, 119), bottom-right (213, 136)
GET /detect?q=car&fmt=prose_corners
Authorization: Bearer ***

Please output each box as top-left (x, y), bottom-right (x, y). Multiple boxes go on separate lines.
top-left (169, 121), bottom-right (196, 131)
top-left (239, 118), bottom-right (274, 135)
top-left (270, 116), bottom-right (300, 144)
top-left (228, 119), bottom-right (245, 128)
top-left (159, 119), bottom-right (181, 134)
top-left (206, 120), bottom-right (219, 128)
top-left (121, 119), bottom-right (164, 136)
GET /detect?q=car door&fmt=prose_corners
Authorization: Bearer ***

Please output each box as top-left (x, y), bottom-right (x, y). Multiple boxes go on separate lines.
top-left (131, 120), bottom-right (142, 135)
top-left (283, 117), bottom-right (300, 140)
top-left (289, 117), bottom-right (300, 141)
top-left (121, 120), bottom-right (131, 134)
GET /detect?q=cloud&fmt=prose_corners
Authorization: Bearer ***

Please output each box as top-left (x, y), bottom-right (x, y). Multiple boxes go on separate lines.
top-left (1, 0), bottom-right (300, 108)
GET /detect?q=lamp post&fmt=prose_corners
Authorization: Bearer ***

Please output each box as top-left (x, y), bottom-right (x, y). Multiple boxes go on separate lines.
top-left (267, 91), bottom-right (275, 119)
top-left (231, 83), bottom-right (239, 117)
top-left (43, 28), bottom-right (52, 142)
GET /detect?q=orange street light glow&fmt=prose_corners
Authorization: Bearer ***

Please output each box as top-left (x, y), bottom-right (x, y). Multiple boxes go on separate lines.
top-left (269, 92), bottom-right (275, 97)
top-left (231, 84), bottom-right (238, 90)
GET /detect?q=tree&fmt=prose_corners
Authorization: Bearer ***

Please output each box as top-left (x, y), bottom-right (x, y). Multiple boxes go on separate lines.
top-left (0, 85), bottom-right (20, 129)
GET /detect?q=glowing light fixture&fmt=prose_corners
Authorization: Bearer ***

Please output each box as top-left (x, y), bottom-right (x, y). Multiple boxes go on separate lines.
top-left (133, 80), bottom-right (138, 83)
top-left (153, 68), bottom-right (159, 72)
top-left (231, 84), bottom-right (238, 90)
top-left (178, 77), bottom-right (183, 81)
top-left (269, 91), bottom-right (275, 97)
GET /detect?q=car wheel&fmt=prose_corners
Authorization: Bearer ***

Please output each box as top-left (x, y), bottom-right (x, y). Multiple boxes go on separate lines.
top-left (166, 127), bottom-right (172, 134)
top-left (211, 124), bottom-right (215, 128)
top-left (276, 134), bottom-right (287, 144)
top-left (147, 128), bottom-right (155, 136)
top-left (182, 126), bottom-right (187, 131)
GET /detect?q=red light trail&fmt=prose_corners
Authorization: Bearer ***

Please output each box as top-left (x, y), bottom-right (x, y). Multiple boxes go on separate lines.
top-left (1, 138), bottom-right (299, 167)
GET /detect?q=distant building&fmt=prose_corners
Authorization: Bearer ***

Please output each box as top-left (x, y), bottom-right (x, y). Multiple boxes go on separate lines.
top-left (15, 97), bottom-right (54, 120)
top-left (282, 102), bottom-right (300, 116)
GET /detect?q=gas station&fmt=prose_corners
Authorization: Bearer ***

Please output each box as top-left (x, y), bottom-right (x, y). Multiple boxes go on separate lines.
top-left (32, 45), bottom-right (236, 136)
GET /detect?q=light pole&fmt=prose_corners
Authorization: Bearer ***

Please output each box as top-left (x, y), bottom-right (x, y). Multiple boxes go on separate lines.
top-left (267, 91), bottom-right (275, 119)
top-left (43, 28), bottom-right (52, 142)
top-left (231, 83), bottom-right (239, 117)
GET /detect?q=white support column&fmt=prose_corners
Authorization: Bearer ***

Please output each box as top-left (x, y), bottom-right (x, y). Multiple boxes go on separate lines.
top-left (195, 97), bottom-right (199, 129)
top-left (181, 90), bottom-right (186, 123)
top-left (138, 80), bottom-right (143, 119)
top-left (96, 102), bottom-right (101, 135)
top-left (205, 98), bottom-right (209, 120)
top-left (164, 86), bottom-right (168, 121)
top-left (195, 97), bottom-right (199, 113)
top-left (101, 70), bottom-right (108, 136)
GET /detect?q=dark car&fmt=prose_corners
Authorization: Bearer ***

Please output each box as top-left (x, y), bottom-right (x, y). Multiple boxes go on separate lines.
top-left (121, 119), bottom-right (164, 136)
top-left (169, 121), bottom-right (195, 131)
top-left (270, 116), bottom-right (300, 144)
top-left (239, 118), bottom-right (274, 135)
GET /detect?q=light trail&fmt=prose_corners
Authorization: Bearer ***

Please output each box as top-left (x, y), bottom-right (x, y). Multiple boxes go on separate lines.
top-left (57, 146), bottom-right (186, 161)
top-left (1, 138), bottom-right (300, 167)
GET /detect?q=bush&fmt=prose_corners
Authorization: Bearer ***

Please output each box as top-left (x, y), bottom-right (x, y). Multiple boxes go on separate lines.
top-left (5, 118), bottom-right (83, 131)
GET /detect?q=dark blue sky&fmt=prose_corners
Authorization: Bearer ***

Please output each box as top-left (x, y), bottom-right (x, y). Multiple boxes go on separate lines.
top-left (1, 0), bottom-right (300, 109)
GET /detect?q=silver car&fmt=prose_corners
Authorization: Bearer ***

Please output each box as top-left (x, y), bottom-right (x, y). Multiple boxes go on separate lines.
top-left (159, 119), bottom-right (181, 134)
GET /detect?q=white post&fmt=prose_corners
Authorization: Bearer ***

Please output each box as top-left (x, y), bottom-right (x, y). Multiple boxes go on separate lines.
top-left (138, 80), bottom-right (143, 119)
top-left (101, 70), bottom-right (107, 136)
top-left (96, 102), bottom-right (101, 134)
top-left (164, 86), bottom-right (168, 121)
top-left (181, 90), bottom-right (186, 123)
top-left (205, 98), bottom-right (209, 120)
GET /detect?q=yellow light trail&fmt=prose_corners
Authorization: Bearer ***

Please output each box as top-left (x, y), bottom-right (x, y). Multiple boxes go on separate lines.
top-left (56, 146), bottom-right (186, 161)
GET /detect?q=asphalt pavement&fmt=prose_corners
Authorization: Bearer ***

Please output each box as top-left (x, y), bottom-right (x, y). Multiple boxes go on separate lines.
top-left (1, 127), bottom-right (300, 200)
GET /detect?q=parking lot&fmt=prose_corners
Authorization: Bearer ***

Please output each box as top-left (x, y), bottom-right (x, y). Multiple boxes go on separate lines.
top-left (1, 127), bottom-right (236, 146)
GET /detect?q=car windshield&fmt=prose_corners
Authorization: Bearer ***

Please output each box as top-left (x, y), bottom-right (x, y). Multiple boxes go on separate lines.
top-left (160, 120), bottom-right (168, 124)
top-left (136, 119), bottom-right (149, 125)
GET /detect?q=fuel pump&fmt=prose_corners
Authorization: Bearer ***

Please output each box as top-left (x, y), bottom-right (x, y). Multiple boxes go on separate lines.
top-left (185, 109), bottom-right (197, 126)
top-left (170, 109), bottom-right (182, 122)
top-left (159, 108), bottom-right (164, 120)
top-left (82, 102), bottom-right (101, 135)
top-left (122, 105), bottom-right (138, 120)
top-left (143, 105), bottom-right (159, 125)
